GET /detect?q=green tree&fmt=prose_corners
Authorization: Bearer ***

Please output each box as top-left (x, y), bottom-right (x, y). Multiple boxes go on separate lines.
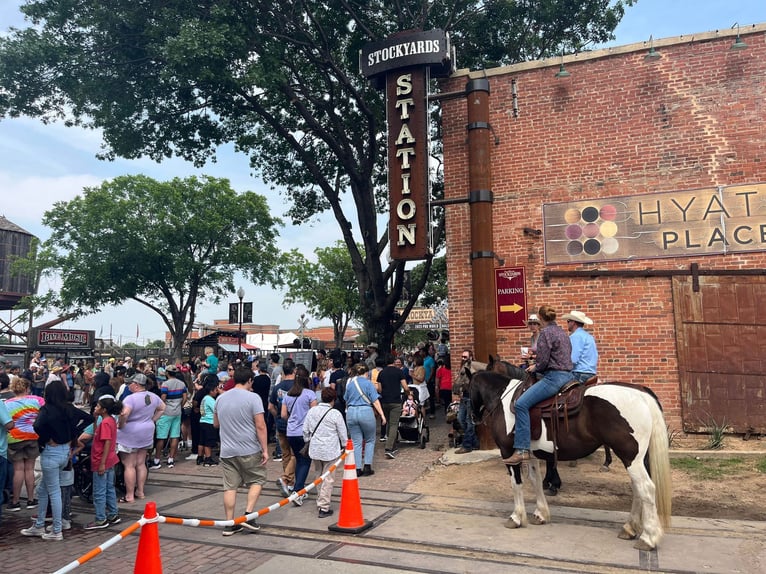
top-left (0, 0), bottom-right (634, 350)
top-left (30, 175), bottom-right (280, 358)
top-left (146, 339), bottom-right (166, 349)
top-left (409, 256), bottom-right (447, 308)
top-left (281, 241), bottom-right (360, 349)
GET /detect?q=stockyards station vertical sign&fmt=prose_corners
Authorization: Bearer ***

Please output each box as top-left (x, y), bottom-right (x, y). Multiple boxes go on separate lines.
top-left (543, 183), bottom-right (766, 264)
top-left (360, 29), bottom-right (453, 261)
top-left (495, 267), bottom-right (528, 329)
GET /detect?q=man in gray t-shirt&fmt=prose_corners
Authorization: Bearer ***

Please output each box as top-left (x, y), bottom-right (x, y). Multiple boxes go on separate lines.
top-left (214, 367), bottom-right (269, 535)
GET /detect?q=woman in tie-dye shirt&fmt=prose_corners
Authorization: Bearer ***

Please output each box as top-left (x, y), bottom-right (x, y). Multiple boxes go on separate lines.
top-left (5, 377), bottom-right (45, 511)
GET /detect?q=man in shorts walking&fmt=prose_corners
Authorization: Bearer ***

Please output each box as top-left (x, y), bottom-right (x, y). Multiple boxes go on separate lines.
top-left (214, 366), bottom-right (269, 536)
top-left (151, 365), bottom-right (187, 469)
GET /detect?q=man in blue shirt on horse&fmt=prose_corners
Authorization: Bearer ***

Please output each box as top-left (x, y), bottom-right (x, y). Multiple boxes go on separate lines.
top-left (561, 310), bottom-right (598, 383)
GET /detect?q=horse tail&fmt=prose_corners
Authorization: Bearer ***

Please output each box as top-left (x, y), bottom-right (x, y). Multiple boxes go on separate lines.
top-left (647, 396), bottom-right (672, 528)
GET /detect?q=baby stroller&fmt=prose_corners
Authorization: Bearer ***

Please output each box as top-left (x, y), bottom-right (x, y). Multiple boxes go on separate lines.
top-left (446, 401), bottom-right (464, 448)
top-left (396, 389), bottom-right (430, 449)
top-left (73, 441), bottom-right (126, 503)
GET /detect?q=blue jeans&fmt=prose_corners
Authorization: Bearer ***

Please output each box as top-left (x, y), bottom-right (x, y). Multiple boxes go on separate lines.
top-left (287, 436), bottom-right (311, 492)
top-left (513, 370), bottom-right (572, 451)
top-left (34, 444), bottom-right (70, 533)
top-left (346, 406), bottom-right (376, 468)
top-left (0, 454), bottom-right (10, 521)
top-left (93, 468), bottom-right (118, 522)
top-left (458, 397), bottom-right (479, 450)
top-left (572, 371), bottom-right (594, 383)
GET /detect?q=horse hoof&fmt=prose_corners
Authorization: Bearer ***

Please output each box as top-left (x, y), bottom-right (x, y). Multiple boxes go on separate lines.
top-left (633, 539), bottom-right (655, 551)
top-left (530, 515), bottom-right (547, 525)
top-left (504, 518), bottom-right (522, 529)
top-left (618, 525), bottom-right (637, 540)
top-left (544, 487), bottom-right (558, 496)
top-left (599, 465), bottom-right (610, 473)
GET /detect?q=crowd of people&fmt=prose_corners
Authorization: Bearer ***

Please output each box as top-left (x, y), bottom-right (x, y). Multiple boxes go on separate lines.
top-left (0, 341), bottom-right (458, 539)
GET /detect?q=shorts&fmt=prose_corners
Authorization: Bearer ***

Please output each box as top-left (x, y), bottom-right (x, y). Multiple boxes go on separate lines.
top-left (155, 415), bottom-right (182, 440)
top-left (220, 453), bottom-right (267, 491)
top-left (116, 444), bottom-right (151, 454)
top-left (199, 422), bottom-right (219, 447)
top-left (8, 440), bottom-right (40, 462)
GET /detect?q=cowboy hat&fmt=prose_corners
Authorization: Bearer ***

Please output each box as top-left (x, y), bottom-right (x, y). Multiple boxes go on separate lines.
top-left (525, 313), bottom-right (541, 324)
top-left (560, 310), bottom-right (593, 325)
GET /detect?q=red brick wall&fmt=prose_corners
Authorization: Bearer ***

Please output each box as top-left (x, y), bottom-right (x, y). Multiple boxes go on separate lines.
top-left (441, 27), bottom-right (766, 431)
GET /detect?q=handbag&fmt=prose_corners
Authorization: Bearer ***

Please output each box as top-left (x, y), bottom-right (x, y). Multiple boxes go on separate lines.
top-left (300, 407), bottom-right (333, 457)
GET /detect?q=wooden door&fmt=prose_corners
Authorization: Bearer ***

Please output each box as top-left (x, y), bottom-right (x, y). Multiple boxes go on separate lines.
top-left (673, 275), bottom-right (766, 434)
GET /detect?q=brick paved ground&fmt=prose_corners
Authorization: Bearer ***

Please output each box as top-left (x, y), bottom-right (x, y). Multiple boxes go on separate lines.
top-left (0, 413), bottom-right (455, 573)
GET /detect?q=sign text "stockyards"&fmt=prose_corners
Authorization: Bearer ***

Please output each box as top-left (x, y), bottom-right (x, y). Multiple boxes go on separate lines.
top-left (359, 29), bottom-right (451, 79)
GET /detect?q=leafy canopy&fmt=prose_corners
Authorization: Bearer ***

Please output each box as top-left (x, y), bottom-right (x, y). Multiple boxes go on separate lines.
top-left (281, 241), bottom-right (361, 348)
top-left (0, 1), bottom-right (635, 348)
top-left (35, 174), bottom-right (280, 355)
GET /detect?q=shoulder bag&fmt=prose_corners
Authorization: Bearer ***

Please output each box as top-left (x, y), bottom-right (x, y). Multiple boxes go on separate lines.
top-left (300, 407), bottom-right (333, 457)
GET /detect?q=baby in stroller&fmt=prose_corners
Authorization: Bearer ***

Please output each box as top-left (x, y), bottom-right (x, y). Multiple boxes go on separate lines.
top-left (401, 391), bottom-right (418, 417)
top-left (396, 388), bottom-right (430, 449)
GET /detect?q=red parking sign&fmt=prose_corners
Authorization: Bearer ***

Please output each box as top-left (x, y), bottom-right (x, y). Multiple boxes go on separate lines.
top-left (495, 267), bottom-right (528, 329)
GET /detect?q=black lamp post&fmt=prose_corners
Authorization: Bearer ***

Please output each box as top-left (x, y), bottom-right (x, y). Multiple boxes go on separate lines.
top-left (237, 286), bottom-right (245, 357)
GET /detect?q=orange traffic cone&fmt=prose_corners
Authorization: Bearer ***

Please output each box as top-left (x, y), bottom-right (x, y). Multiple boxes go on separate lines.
top-left (134, 501), bottom-right (163, 573)
top-left (328, 439), bottom-right (373, 534)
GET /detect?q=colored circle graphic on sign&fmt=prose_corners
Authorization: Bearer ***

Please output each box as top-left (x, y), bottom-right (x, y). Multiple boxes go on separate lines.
top-left (600, 220), bottom-right (618, 237)
top-left (601, 237), bottom-right (619, 254)
top-left (582, 206), bottom-right (599, 222)
top-left (583, 223), bottom-right (600, 238)
top-left (600, 204), bottom-right (617, 221)
top-left (564, 208), bottom-right (581, 223)
top-left (567, 241), bottom-right (583, 255)
top-left (565, 225), bottom-right (583, 239)
top-left (583, 238), bottom-right (601, 255)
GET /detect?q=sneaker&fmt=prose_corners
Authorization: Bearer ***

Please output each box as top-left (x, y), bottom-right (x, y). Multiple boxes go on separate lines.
top-left (21, 525), bottom-right (46, 537)
top-left (196, 456), bottom-right (204, 465)
top-left (241, 514), bottom-right (260, 532)
top-left (107, 514), bottom-right (122, 525)
top-left (166, 458), bottom-right (175, 469)
top-left (26, 499), bottom-right (39, 509)
top-left (276, 478), bottom-right (290, 497)
top-left (84, 519), bottom-right (110, 530)
top-left (318, 508), bottom-right (334, 518)
top-left (222, 524), bottom-right (243, 536)
top-left (46, 520), bottom-right (71, 532)
top-left (185, 453), bottom-right (198, 461)
top-left (454, 447), bottom-right (473, 454)
top-left (42, 531), bottom-right (63, 541)
top-left (148, 460), bottom-right (162, 470)
top-left (291, 493), bottom-right (306, 507)
top-left (385, 449), bottom-right (397, 459)
top-left (272, 455), bottom-right (282, 462)
top-left (379, 436), bottom-right (387, 442)
top-left (7, 501), bottom-right (21, 512)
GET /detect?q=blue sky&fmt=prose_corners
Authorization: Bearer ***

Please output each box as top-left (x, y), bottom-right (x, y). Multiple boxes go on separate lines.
top-left (0, 0), bottom-right (764, 345)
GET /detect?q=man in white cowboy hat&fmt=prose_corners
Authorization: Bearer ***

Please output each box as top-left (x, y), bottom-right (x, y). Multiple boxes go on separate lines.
top-left (561, 310), bottom-right (599, 383)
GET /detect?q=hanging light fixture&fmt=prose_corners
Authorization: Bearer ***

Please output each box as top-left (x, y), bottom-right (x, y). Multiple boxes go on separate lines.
top-left (731, 23), bottom-right (747, 50)
top-left (644, 35), bottom-right (660, 60)
top-left (554, 51), bottom-right (570, 78)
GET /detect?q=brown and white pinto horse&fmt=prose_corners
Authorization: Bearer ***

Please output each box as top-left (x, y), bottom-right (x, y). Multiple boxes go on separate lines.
top-left (466, 361), bottom-right (672, 550)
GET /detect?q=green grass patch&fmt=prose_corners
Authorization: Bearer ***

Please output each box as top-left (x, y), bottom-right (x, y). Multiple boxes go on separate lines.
top-left (756, 457), bottom-right (766, 474)
top-left (671, 457), bottom-right (747, 480)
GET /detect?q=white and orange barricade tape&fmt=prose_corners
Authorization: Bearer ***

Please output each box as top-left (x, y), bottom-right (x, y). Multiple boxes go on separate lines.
top-left (51, 448), bottom-right (349, 574)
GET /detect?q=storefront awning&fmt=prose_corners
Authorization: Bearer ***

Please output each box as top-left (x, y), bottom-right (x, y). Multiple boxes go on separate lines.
top-left (218, 343), bottom-right (256, 352)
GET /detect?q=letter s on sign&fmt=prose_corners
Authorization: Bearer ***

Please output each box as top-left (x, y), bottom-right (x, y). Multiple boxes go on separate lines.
top-left (396, 74), bottom-right (412, 96)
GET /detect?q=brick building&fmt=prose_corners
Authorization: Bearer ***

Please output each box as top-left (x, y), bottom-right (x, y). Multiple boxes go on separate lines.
top-left (441, 24), bottom-right (766, 434)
